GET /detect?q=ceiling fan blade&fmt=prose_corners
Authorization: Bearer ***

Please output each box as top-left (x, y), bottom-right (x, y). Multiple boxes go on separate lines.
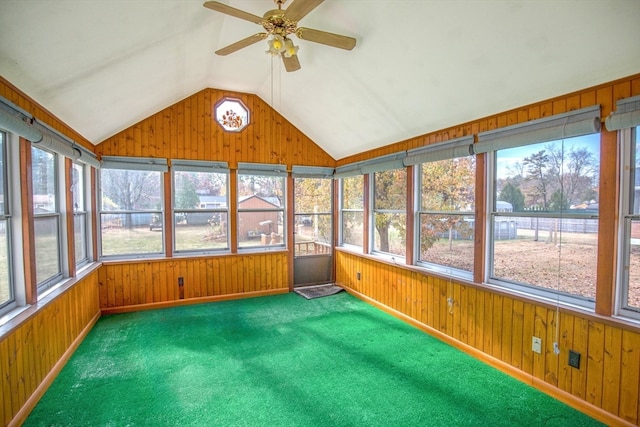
top-left (215, 33), bottom-right (268, 56)
top-left (282, 54), bottom-right (301, 72)
top-left (296, 27), bottom-right (356, 50)
top-left (203, 1), bottom-right (264, 24)
top-left (284, 0), bottom-right (324, 22)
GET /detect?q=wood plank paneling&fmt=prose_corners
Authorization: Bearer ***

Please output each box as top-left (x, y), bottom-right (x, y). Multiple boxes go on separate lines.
top-left (0, 271), bottom-right (100, 426)
top-left (96, 89), bottom-right (335, 169)
top-left (335, 250), bottom-right (639, 426)
top-left (98, 252), bottom-right (289, 310)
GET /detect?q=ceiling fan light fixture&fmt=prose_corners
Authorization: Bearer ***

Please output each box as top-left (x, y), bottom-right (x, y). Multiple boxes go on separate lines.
top-left (283, 38), bottom-right (299, 57)
top-left (267, 34), bottom-right (286, 56)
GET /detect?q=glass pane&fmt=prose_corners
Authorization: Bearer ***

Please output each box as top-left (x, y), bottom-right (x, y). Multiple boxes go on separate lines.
top-left (492, 215), bottom-right (598, 299)
top-left (0, 219), bottom-right (10, 306)
top-left (100, 169), bottom-right (162, 211)
top-left (295, 213), bottom-right (331, 256)
top-left (34, 216), bottom-right (60, 284)
top-left (374, 169), bottom-right (406, 210)
top-left (495, 134), bottom-right (600, 213)
top-left (342, 176), bottom-right (364, 210)
top-left (71, 163), bottom-right (85, 211)
top-left (175, 212), bottom-right (228, 251)
top-left (238, 174), bottom-right (284, 203)
top-left (373, 212), bottom-right (406, 256)
top-left (421, 157), bottom-right (475, 212)
top-left (32, 147), bottom-right (56, 214)
top-left (632, 128), bottom-right (640, 215)
top-left (419, 213), bottom-right (474, 272)
top-left (238, 211), bottom-right (284, 248)
top-left (342, 211), bottom-right (363, 247)
top-left (628, 219), bottom-right (640, 310)
top-left (100, 213), bottom-right (163, 256)
top-left (295, 178), bottom-right (331, 213)
top-left (174, 171), bottom-right (227, 210)
top-left (0, 132), bottom-right (5, 216)
top-left (74, 213), bottom-right (87, 264)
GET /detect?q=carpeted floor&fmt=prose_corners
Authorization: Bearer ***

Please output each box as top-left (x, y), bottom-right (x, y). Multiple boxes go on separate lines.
top-left (24, 292), bottom-right (603, 426)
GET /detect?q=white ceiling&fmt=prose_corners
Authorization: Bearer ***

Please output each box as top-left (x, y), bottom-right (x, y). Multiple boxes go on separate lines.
top-left (1, 0), bottom-right (639, 160)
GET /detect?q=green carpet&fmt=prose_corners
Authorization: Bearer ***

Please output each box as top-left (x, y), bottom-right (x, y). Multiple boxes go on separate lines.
top-left (24, 292), bottom-right (603, 426)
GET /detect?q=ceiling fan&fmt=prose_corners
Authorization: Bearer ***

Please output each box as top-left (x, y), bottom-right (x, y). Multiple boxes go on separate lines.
top-left (203, 0), bottom-right (356, 72)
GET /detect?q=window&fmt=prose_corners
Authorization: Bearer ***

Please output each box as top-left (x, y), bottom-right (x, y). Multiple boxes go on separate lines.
top-left (237, 163), bottom-right (286, 250)
top-left (99, 157), bottom-right (167, 258)
top-left (293, 170), bottom-right (333, 256)
top-left (172, 160), bottom-right (229, 253)
top-left (0, 130), bottom-right (13, 309)
top-left (417, 155), bottom-right (475, 276)
top-left (340, 175), bottom-right (364, 248)
top-left (372, 167), bottom-right (407, 257)
top-left (490, 133), bottom-right (600, 304)
top-left (72, 162), bottom-right (89, 266)
top-left (32, 146), bottom-right (62, 289)
top-left (620, 125), bottom-right (640, 319)
top-left (215, 98), bottom-right (249, 132)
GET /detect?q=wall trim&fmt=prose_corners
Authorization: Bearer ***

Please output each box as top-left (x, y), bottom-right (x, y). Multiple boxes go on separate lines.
top-left (101, 288), bottom-right (289, 315)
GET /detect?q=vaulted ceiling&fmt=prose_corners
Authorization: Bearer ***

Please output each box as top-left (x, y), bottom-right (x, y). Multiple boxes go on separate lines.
top-left (1, 0), bottom-right (638, 160)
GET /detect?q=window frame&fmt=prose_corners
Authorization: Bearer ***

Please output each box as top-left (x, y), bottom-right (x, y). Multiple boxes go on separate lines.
top-left (31, 145), bottom-right (64, 292)
top-left (486, 136), bottom-right (600, 309)
top-left (171, 160), bottom-right (230, 255)
top-left (236, 164), bottom-right (286, 252)
top-left (72, 162), bottom-right (91, 268)
top-left (0, 129), bottom-right (15, 314)
top-left (339, 175), bottom-right (365, 249)
top-left (618, 125), bottom-right (640, 320)
top-left (98, 157), bottom-right (167, 260)
top-left (414, 153), bottom-right (476, 280)
top-left (369, 167), bottom-right (407, 260)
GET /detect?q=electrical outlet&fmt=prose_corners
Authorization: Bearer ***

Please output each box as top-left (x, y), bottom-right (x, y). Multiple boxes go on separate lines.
top-left (356, 272), bottom-right (361, 280)
top-left (532, 337), bottom-right (542, 354)
top-left (178, 277), bottom-right (184, 286)
top-left (568, 350), bottom-right (581, 369)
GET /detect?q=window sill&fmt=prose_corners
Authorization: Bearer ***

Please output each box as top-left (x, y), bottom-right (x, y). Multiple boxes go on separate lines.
top-left (335, 247), bottom-right (640, 333)
top-left (0, 261), bottom-right (102, 337)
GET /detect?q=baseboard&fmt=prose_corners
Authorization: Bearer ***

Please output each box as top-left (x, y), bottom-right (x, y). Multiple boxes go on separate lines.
top-left (343, 287), bottom-right (634, 427)
top-left (101, 288), bottom-right (290, 315)
top-left (9, 309), bottom-right (102, 427)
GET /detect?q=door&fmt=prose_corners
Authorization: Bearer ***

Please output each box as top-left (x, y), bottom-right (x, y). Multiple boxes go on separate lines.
top-left (293, 176), bottom-right (333, 287)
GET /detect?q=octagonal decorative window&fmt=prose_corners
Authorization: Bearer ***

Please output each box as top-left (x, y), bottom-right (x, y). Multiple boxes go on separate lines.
top-left (215, 98), bottom-right (249, 132)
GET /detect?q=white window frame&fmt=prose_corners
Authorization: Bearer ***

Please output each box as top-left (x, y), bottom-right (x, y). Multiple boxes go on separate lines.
top-left (98, 157), bottom-right (167, 259)
top-left (617, 125), bottom-right (640, 321)
top-left (339, 175), bottom-right (364, 249)
top-left (172, 160), bottom-right (230, 255)
top-left (32, 145), bottom-right (65, 292)
top-left (413, 144), bottom-right (475, 280)
top-left (236, 163), bottom-right (287, 252)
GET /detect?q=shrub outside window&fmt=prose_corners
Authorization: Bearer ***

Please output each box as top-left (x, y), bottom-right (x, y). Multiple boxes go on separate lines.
top-left (340, 175), bottom-right (364, 248)
top-left (32, 146), bottom-right (62, 288)
top-left (172, 162), bottom-right (229, 253)
top-left (99, 159), bottom-right (165, 258)
top-left (237, 167), bottom-right (285, 249)
top-left (491, 134), bottom-right (600, 304)
top-left (372, 168), bottom-right (406, 257)
top-left (417, 156), bottom-right (475, 276)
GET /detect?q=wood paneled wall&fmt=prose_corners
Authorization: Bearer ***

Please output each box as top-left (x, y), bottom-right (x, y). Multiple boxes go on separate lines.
top-left (0, 271), bottom-right (100, 426)
top-left (98, 253), bottom-right (289, 312)
top-left (96, 88), bottom-right (335, 168)
top-left (334, 74), bottom-right (640, 426)
top-left (336, 251), bottom-right (640, 426)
